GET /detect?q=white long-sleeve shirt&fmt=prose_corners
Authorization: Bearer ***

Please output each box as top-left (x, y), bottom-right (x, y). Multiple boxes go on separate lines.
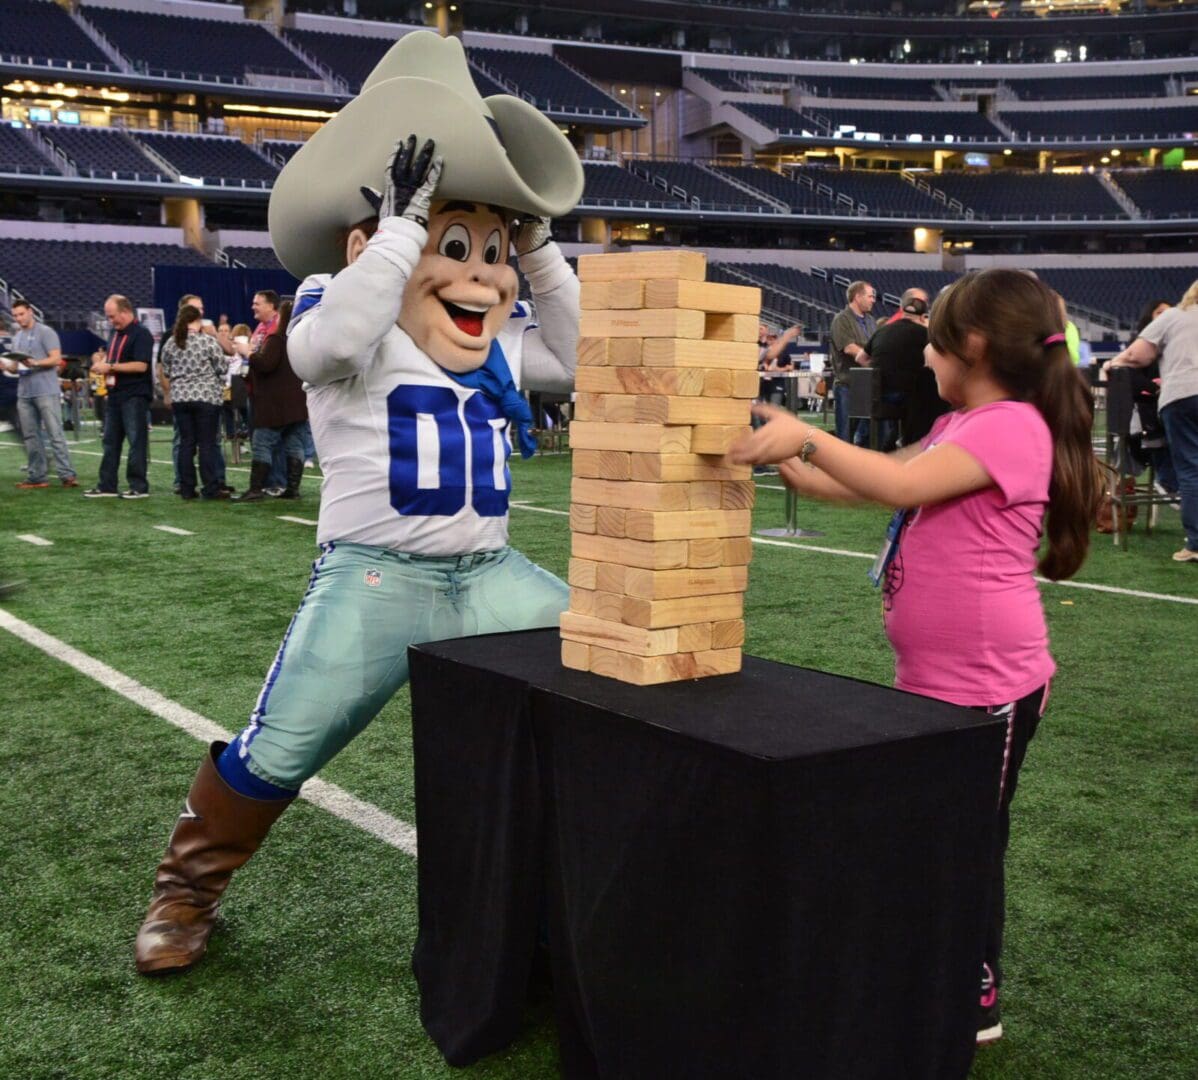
top-left (288, 216), bottom-right (579, 555)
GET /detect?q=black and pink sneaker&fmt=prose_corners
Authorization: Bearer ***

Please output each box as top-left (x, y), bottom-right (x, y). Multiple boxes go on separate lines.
top-left (977, 961), bottom-right (1002, 1045)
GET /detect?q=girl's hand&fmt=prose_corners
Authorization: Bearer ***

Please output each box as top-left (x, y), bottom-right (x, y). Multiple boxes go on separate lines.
top-left (727, 404), bottom-right (811, 465)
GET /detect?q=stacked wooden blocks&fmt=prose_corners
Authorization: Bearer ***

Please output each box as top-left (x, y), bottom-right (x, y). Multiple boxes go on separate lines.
top-left (560, 249), bottom-right (761, 686)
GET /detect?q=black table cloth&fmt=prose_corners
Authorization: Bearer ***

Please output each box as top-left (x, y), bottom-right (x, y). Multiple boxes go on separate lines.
top-left (409, 629), bottom-right (1006, 1079)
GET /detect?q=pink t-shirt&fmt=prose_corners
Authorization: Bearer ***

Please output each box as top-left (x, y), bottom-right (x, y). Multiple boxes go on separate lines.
top-left (884, 400), bottom-right (1056, 707)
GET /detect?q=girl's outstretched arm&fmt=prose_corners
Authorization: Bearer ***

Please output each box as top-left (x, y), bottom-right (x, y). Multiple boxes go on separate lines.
top-left (730, 405), bottom-right (992, 509)
top-left (777, 458), bottom-right (865, 503)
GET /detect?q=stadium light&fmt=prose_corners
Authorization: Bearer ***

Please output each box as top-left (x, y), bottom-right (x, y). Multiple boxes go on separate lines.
top-left (1111, 148), bottom-right (1121, 157)
top-left (1003, 148), bottom-right (1013, 155)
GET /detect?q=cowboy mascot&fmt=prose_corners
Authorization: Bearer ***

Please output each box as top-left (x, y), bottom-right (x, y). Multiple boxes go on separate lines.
top-left (135, 32), bottom-right (583, 976)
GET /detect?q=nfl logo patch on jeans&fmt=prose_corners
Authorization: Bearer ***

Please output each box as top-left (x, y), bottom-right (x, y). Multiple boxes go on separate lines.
top-left (364, 569), bottom-right (382, 587)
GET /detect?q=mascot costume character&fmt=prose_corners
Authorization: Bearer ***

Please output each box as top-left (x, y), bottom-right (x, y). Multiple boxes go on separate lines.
top-left (135, 32), bottom-right (583, 975)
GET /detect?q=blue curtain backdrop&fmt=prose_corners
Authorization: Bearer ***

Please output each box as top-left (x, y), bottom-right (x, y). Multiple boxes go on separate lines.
top-left (152, 265), bottom-right (299, 328)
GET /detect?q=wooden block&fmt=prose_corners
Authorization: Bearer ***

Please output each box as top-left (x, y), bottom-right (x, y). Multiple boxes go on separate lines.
top-left (642, 338), bottom-right (759, 370)
top-left (688, 481), bottom-right (722, 510)
top-left (561, 639), bottom-right (590, 672)
top-left (595, 562), bottom-right (627, 594)
top-left (723, 537), bottom-right (754, 565)
top-left (622, 565), bottom-right (749, 600)
top-left (625, 508), bottom-right (751, 542)
top-left (690, 425), bottom-right (748, 455)
top-left (569, 504), bottom-right (596, 534)
top-left (678, 622), bottom-right (713, 652)
top-left (644, 279), bottom-right (761, 315)
top-left (599, 647), bottom-right (742, 686)
top-left (571, 449), bottom-right (631, 480)
top-left (727, 370), bottom-right (764, 398)
top-left (574, 393), bottom-right (637, 424)
top-left (575, 366), bottom-right (706, 397)
top-left (595, 506), bottom-right (627, 538)
top-left (712, 619), bottom-right (745, 649)
top-left (572, 477), bottom-right (691, 512)
top-left (634, 396), bottom-right (751, 427)
top-left (623, 591), bottom-right (744, 630)
top-left (568, 586), bottom-right (595, 616)
top-left (577, 250), bottom-right (706, 283)
top-left (579, 279), bottom-right (645, 310)
top-left (586, 644), bottom-right (624, 679)
top-left (577, 337), bottom-right (643, 367)
top-left (560, 611), bottom-right (679, 655)
top-left (705, 312), bottom-right (759, 343)
top-left (721, 481), bottom-right (756, 510)
top-left (567, 588), bottom-right (626, 622)
top-left (569, 422), bottom-right (692, 454)
top-left (580, 309), bottom-right (705, 340)
top-left (686, 536), bottom-right (753, 568)
top-left (630, 453), bottom-right (752, 483)
top-left (567, 558), bottom-right (598, 590)
top-left (571, 532), bottom-right (690, 571)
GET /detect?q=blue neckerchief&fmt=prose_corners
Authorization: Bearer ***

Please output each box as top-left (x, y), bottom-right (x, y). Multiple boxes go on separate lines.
top-left (443, 339), bottom-right (537, 459)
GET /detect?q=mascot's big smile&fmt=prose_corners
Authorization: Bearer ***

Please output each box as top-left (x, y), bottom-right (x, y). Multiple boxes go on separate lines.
top-left (441, 298), bottom-right (489, 337)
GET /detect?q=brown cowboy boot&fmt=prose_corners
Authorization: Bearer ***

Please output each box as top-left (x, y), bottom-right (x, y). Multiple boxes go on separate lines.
top-left (135, 742), bottom-right (294, 975)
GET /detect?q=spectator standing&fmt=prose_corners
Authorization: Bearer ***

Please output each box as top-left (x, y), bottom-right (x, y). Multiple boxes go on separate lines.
top-left (758, 323), bottom-right (801, 406)
top-left (4, 299), bottom-right (76, 489)
top-left (158, 304), bottom-right (229, 501)
top-left (828, 281), bottom-right (877, 444)
top-left (235, 300), bottom-right (307, 502)
top-left (169, 294), bottom-right (234, 496)
top-left (1107, 279), bottom-right (1198, 563)
top-left (864, 287), bottom-right (948, 450)
top-left (86, 294), bottom-right (154, 498)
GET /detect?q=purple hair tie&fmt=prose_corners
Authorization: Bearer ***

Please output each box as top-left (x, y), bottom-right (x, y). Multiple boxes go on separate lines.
top-left (1043, 333), bottom-right (1066, 347)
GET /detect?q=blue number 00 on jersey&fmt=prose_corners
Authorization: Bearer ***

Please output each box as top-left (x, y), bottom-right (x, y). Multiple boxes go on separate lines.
top-left (386, 384), bottom-right (510, 518)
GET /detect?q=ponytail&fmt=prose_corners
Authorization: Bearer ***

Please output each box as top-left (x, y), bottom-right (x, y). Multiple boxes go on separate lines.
top-left (1031, 343), bottom-right (1102, 580)
top-left (172, 304), bottom-right (202, 351)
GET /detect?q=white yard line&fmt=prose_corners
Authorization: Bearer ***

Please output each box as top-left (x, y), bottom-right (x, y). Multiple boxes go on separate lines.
top-left (0, 608), bottom-right (419, 857)
top-left (153, 525), bottom-right (195, 536)
top-left (16, 534), bottom-right (53, 546)
top-left (277, 515), bottom-right (318, 526)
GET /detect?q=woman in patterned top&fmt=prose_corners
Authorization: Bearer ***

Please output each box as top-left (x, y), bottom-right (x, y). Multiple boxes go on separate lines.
top-left (159, 304), bottom-right (229, 500)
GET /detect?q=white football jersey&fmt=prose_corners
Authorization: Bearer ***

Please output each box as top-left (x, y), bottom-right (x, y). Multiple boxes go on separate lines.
top-left (288, 216), bottom-right (578, 556)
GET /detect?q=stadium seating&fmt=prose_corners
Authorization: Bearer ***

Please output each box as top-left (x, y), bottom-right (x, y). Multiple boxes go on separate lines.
top-left (1113, 169), bottom-right (1198, 221)
top-left (808, 108), bottom-right (1005, 142)
top-left (131, 133), bottom-right (278, 187)
top-left (223, 246), bottom-right (285, 271)
top-left (39, 125), bottom-right (166, 182)
top-left (468, 48), bottom-right (638, 119)
top-left (1036, 266), bottom-right (1197, 328)
top-left (706, 166), bottom-right (839, 214)
top-left (281, 27), bottom-right (393, 92)
top-left (631, 161), bottom-right (774, 212)
top-left (261, 140), bottom-right (306, 167)
top-left (0, 238), bottom-right (214, 327)
top-left (581, 163), bottom-right (688, 208)
top-left (0, 0), bottom-right (116, 72)
top-left (80, 5), bottom-right (316, 83)
top-left (928, 171), bottom-right (1126, 221)
top-left (1006, 106), bottom-right (1198, 141)
top-left (796, 75), bottom-right (940, 101)
top-left (0, 125), bottom-right (60, 175)
top-left (1006, 73), bottom-right (1180, 101)
top-left (793, 167), bottom-right (967, 219)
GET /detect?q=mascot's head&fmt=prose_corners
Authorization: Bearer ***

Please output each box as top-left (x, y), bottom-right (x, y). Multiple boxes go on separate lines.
top-left (269, 32), bottom-right (583, 373)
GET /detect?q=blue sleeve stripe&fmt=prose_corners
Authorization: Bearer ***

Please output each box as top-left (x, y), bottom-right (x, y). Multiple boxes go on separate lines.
top-left (292, 289), bottom-right (324, 322)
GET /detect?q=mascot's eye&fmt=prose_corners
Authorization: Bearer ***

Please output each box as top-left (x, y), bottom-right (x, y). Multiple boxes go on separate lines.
top-left (439, 224), bottom-right (471, 262)
top-left (482, 230), bottom-right (503, 265)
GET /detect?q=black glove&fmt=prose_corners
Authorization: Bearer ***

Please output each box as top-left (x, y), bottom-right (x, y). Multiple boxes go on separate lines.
top-left (376, 135), bottom-right (443, 227)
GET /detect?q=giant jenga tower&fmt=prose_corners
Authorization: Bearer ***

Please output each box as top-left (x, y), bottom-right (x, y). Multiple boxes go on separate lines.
top-left (560, 250), bottom-right (761, 685)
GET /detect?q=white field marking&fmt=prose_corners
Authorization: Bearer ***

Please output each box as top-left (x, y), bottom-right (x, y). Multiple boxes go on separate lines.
top-left (0, 442), bottom-right (325, 480)
top-left (0, 608), bottom-right (419, 857)
top-left (277, 515), bottom-right (318, 526)
top-left (506, 503), bottom-right (1198, 606)
top-left (17, 534), bottom-right (53, 546)
top-left (153, 525), bottom-right (195, 536)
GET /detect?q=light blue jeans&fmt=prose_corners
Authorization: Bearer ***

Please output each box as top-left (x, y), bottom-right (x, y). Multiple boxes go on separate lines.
top-left (233, 542), bottom-right (568, 789)
top-left (17, 394), bottom-right (75, 483)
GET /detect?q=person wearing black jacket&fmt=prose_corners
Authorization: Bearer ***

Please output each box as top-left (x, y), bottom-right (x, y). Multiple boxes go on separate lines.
top-left (86, 294), bottom-right (155, 498)
top-left (236, 300), bottom-right (308, 501)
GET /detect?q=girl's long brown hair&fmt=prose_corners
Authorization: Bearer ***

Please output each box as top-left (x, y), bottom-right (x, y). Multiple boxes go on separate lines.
top-left (928, 269), bottom-right (1102, 580)
top-left (172, 304), bottom-right (201, 351)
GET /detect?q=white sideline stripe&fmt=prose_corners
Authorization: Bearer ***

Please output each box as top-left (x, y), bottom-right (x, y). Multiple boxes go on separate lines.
top-left (507, 503), bottom-right (1198, 606)
top-left (0, 609), bottom-right (419, 858)
top-left (154, 525), bottom-right (194, 536)
top-left (17, 534), bottom-right (53, 546)
top-left (278, 515), bottom-right (317, 526)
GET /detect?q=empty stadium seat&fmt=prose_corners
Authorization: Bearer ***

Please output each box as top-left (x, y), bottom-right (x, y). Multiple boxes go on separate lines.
top-left (928, 171), bottom-right (1125, 221)
top-left (468, 48), bottom-right (638, 119)
top-left (632, 161), bottom-right (775, 212)
top-left (1113, 169), bottom-right (1198, 220)
top-left (0, 125), bottom-right (60, 175)
top-left (0, 0), bottom-right (116, 72)
top-left (1005, 106), bottom-right (1198, 141)
top-left (39, 125), bottom-right (165, 182)
top-left (581, 163), bottom-right (688, 208)
top-left (282, 27), bottom-right (394, 93)
top-left (131, 133), bottom-right (278, 187)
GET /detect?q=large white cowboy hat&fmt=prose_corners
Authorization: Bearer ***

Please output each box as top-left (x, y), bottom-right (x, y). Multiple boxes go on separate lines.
top-left (269, 31), bottom-right (585, 279)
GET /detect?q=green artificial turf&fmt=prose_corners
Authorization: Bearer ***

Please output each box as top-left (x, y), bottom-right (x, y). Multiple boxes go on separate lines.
top-left (1, 426), bottom-right (1195, 1079)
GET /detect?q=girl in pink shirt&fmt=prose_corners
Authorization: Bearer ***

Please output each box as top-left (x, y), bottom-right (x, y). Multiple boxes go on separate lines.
top-left (730, 268), bottom-right (1101, 1048)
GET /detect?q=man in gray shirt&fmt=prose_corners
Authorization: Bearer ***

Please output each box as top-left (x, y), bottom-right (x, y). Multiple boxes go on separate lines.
top-left (3, 300), bottom-right (76, 489)
top-left (828, 280), bottom-right (877, 443)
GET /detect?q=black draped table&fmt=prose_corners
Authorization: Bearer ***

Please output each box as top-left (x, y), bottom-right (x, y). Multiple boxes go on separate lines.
top-left (408, 629), bottom-right (1006, 1079)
